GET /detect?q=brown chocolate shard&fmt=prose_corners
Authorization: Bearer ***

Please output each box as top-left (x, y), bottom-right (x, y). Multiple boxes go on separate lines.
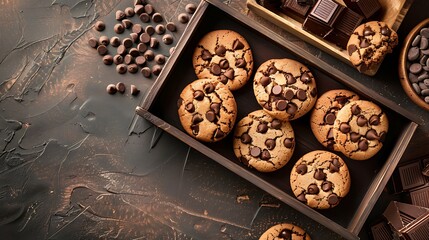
top-left (343, 0), bottom-right (381, 19)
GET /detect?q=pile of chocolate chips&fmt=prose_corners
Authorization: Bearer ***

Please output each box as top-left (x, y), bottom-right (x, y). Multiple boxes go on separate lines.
top-left (407, 27), bottom-right (429, 104)
top-left (89, 0), bottom-right (196, 94)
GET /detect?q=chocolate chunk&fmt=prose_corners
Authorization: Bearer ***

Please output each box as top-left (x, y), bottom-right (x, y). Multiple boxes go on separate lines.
top-left (286, 74), bottom-right (296, 84)
top-left (340, 122), bottom-right (351, 133)
top-left (116, 64), bottom-right (127, 74)
top-left (185, 3), bottom-right (197, 14)
top-left (110, 37), bottom-right (120, 47)
top-left (162, 34), bottom-right (173, 45)
top-left (381, 26), bottom-right (391, 36)
top-left (191, 124), bottom-right (199, 135)
top-left (155, 54), bottom-right (166, 65)
top-left (145, 25), bottom-right (155, 35)
top-left (116, 10), bottom-right (126, 21)
top-left (286, 103), bottom-right (297, 114)
top-left (166, 22), bottom-right (176, 32)
top-left (185, 103), bottom-right (195, 113)
top-left (357, 115), bottom-right (368, 127)
top-left (271, 85), bottom-right (282, 95)
top-left (343, 0), bottom-right (380, 19)
top-left (302, 0), bottom-right (343, 37)
top-left (329, 163), bottom-right (339, 173)
top-left (369, 115), bottom-right (380, 125)
top-left (99, 36), bottom-right (109, 46)
top-left (124, 54), bottom-right (134, 65)
top-left (88, 37), bottom-right (98, 48)
top-left (204, 83), bottom-right (215, 93)
top-left (144, 50), bottom-right (155, 61)
top-left (128, 64), bottom-right (138, 74)
top-left (284, 89), bottom-right (294, 100)
top-left (241, 133), bottom-right (252, 144)
top-left (328, 193), bottom-right (339, 205)
top-left (193, 90), bottom-right (204, 100)
top-left (296, 89), bottom-right (307, 101)
top-left (260, 150), bottom-right (271, 160)
top-left (102, 55), bottom-right (113, 65)
top-left (364, 26), bottom-right (375, 36)
top-left (265, 139), bottom-right (276, 150)
top-left (260, 76), bottom-right (271, 86)
top-left (152, 64), bottom-right (162, 76)
top-left (348, 44), bottom-right (358, 56)
top-left (300, 72), bottom-right (311, 83)
top-left (205, 111), bottom-right (216, 122)
top-left (201, 50), bottom-right (212, 61)
top-left (278, 229), bottom-right (292, 239)
top-left (113, 55), bottom-right (123, 65)
top-left (307, 184), bottom-right (319, 194)
top-left (235, 58), bottom-right (246, 68)
top-left (150, 37), bottom-right (159, 48)
top-left (178, 13), bottom-right (189, 23)
top-left (250, 146), bottom-right (261, 157)
top-left (215, 45), bottom-right (227, 56)
top-left (284, 138), bottom-right (294, 148)
top-left (314, 169), bottom-right (326, 180)
top-left (366, 129), bottom-right (379, 140)
top-left (351, 104), bottom-right (361, 115)
top-left (97, 45), bottom-right (108, 55)
top-left (94, 20), bottom-right (105, 31)
top-left (130, 84), bottom-right (140, 96)
top-left (106, 84), bottom-right (117, 94)
top-left (139, 13), bottom-right (150, 23)
top-left (324, 112), bottom-right (336, 125)
top-left (144, 4), bottom-right (154, 15)
top-left (296, 164), bottom-right (307, 174)
top-left (192, 114), bottom-right (203, 124)
top-left (116, 82), bottom-right (126, 93)
top-left (224, 68), bottom-right (234, 79)
top-left (257, 123), bottom-right (268, 133)
top-left (322, 181), bottom-right (332, 191)
top-left (360, 38), bottom-right (370, 48)
top-left (297, 193), bottom-right (307, 203)
top-left (232, 39), bottom-right (244, 50)
top-left (280, 0), bottom-right (312, 22)
top-left (350, 132), bottom-right (361, 142)
top-left (359, 139), bottom-right (369, 151)
top-left (276, 100), bottom-right (287, 111)
top-left (152, 13), bottom-right (163, 23)
top-left (155, 24), bottom-right (165, 34)
top-left (141, 67), bottom-right (151, 77)
top-left (219, 59), bottom-right (229, 69)
top-left (210, 103), bottom-right (220, 114)
top-left (271, 119), bottom-right (282, 129)
top-left (210, 64), bottom-right (221, 75)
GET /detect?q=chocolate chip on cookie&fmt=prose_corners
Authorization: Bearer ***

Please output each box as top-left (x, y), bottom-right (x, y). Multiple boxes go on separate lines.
top-left (259, 223), bottom-right (311, 240)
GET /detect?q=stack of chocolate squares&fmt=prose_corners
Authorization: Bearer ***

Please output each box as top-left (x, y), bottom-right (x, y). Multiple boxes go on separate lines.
top-left (280, 0), bottom-right (381, 49)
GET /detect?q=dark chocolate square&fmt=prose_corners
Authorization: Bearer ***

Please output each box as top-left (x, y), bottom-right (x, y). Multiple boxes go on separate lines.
top-left (343, 0), bottom-right (381, 19)
top-left (280, 0), bottom-right (312, 23)
top-left (302, 0), bottom-right (344, 38)
top-left (410, 185), bottom-right (429, 208)
top-left (370, 221), bottom-right (394, 240)
top-left (399, 161), bottom-right (426, 191)
top-left (325, 7), bottom-right (364, 49)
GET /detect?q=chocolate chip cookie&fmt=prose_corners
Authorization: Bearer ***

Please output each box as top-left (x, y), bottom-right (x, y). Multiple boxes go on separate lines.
top-left (259, 223), bottom-right (311, 240)
top-left (290, 150), bottom-right (351, 209)
top-left (177, 79), bottom-right (237, 142)
top-left (333, 100), bottom-right (388, 160)
top-left (193, 30), bottom-right (253, 91)
top-left (253, 59), bottom-right (317, 121)
top-left (233, 110), bottom-right (295, 172)
top-left (310, 89), bottom-right (359, 151)
top-left (347, 21), bottom-right (398, 75)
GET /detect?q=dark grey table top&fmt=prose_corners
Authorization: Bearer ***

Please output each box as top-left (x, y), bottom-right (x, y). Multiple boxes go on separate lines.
top-left (0, 0), bottom-right (428, 239)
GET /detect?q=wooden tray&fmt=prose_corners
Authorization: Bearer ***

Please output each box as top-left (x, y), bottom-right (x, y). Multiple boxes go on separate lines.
top-left (247, 0), bottom-right (414, 76)
top-left (135, 0), bottom-right (419, 239)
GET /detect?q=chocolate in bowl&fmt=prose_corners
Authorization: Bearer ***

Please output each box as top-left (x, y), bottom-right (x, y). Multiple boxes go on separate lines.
top-left (399, 18), bottom-right (429, 111)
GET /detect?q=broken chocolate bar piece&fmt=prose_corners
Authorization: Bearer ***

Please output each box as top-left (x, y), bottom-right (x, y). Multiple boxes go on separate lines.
top-left (302, 0), bottom-right (344, 38)
top-left (325, 7), bottom-right (364, 49)
top-left (280, 0), bottom-right (314, 23)
top-left (257, 0), bottom-right (281, 11)
top-left (399, 161), bottom-right (427, 191)
top-left (370, 221), bottom-right (393, 240)
top-left (343, 0), bottom-right (381, 19)
top-left (410, 185), bottom-right (429, 208)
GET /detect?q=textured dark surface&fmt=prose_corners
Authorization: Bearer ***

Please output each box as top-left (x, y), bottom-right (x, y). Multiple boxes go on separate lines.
top-left (0, 0), bottom-right (428, 239)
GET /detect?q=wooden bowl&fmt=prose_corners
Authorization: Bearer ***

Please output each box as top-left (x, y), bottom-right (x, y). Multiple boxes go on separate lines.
top-left (399, 18), bottom-right (429, 111)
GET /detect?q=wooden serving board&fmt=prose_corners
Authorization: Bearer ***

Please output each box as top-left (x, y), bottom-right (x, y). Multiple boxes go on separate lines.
top-left (247, 0), bottom-right (414, 76)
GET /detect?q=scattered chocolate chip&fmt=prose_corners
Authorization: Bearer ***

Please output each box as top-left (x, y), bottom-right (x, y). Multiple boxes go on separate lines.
top-left (210, 103), bottom-right (220, 114)
top-left (122, 38), bottom-right (133, 48)
top-left (99, 36), bottom-right (109, 46)
top-left (219, 59), bottom-right (229, 69)
top-left (137, 43), bottom-right (147, 53)
top-left (135, 56), bottom-right (146, 66)
top-left (363, 26), bottom-right (375, 36)
top-left (94, 20), bottom-right (105, 31)
top-left (356, 115), bottom-right (368, 127)
top-left (185, 3), bottom-right (197, 14)
top-left (128, 64), bottom-right (138, 73)
top-left (297, 193), bottom-right (307, 203)
top-left (115, 10), bottom-right (126, 21)
top-left (110, 37), bottom-right (120, 47)
top-left (141, 67), bottom-right (151, 77)
top-left (88, 37), bottom-right (98, 48)
top-left (185, 103), bottom-right (195, 113)
top-left (113, 55), bottom-right (123, 65)
top-left (124, 54), bottom-right (134, 65)
top-left (296, 164), bottom-right (307, 174)
top-left (205, 110), bottom-right (216, 122)
top-left (130, 84), bottom-right (140, 96)
top-left (215, 45), bottom-right (227, 56)
top-left (369, 115), bottom-right (380, 125)
top-left (155, 24), bottom-right (165, 34)
top-left (286, 74), bottom-right (296, 84)
top-left (257, 123), bottom-right (268, 133)
top-left (328, 193), bottom-right (339, 205)
top-left (324, 112), bottom-right (336, 125)
top-left (348, 44), bottom-right (358, 56)
top-left (314, 169), bottom-right (326, 180)
top-left (144, 4), bottom-right (154, 15)
top-left (192, 114), bottom-right (203, 124)
top-left (166, 22), bottom-right (176, 32)
top-left (351, 105), bottom-right (361, 115)
top-left (339, 122), bottom-right (351, 133)
top-left (194, 90), bottom-right (204, 100)
top-left (139, 13), bottom-right (150, 23)
top-left (250, 146), bottom-right (261, 157)
top-left (102, 55), bottom-right (113, 65)
top-left (278, 229), bottom-right (292, 239)
top-left (329, 162), bottom-right (339, 173)
top-left (268, 65), bottom-right (277, 75)
top-left (296, 89), bottom-right (307, 101)
top-left (283, 89), bottom-right (294, 100)
top-left (284, 138), bottom-right (294, 148)
top-left (152, 64), bottom-right (162, 76)
top-left (155, 54), bottom-right (166, 65)
top-left (144, 50), bottom-right (155, 60)
top-left (117, 45), bottom-right (127, 55)
top-left (116, 64), bottom-right (127, 74)
top-left (265, 139), bottom-right (276, 150)
top-left (360, 38), bottom-right (370, 48)
top-left (169, 47), bottom-right (175, 55)
top-left (204, 83), bottom-right (215, 93)
top-left (178, 13), bottom-right (189, 23)
top-left (235, 58), bottom-right (246, 68)
top-left (350, 132), bottom-right (360, 142)
top-left (358, 139), bottom-right (369, 151)
top-left (97, 45), bottom-right (108, 55)
top-left (260, 76), bottom-right (271, 86)
top-left (232, 39), bottom-right (244, 50)
top-left (381, 26), bottom-right (391, 36)
top-left (210, 64), bottom-right (221, 75)
top-left (224, 68), bottom-right (234, 79)
top-left (307, 184), bottom-right (319, 194)
top-left (286, 103), bottom-right (298, 114)
top-left (322, 181), bottom-right (332, 192)
top-left (260, 150), bottom-right (271, 160)
top-left (124, 7), bottom-right (135, 17)
top-left (271, 119), bottom-right (282, 129)
top-left (201, 50), bottom-right (212, 61)
top-left (145, 25), bottom-right (155, 35)
top-left (241, 133), bottom-right (252, 144)
top-left (191, 124), bottom-right (199, 135)
top-left (276, 100), bottom-right (287, 111)
top-left (366, 129), bottom-right (379, 140)
top-left (300, 72), bottom-right (311, 83)
top-left (106, 84), bottom-right (117, 94)
top-left (140, 32), bottom-right (151, 44)
top-left (116, 82), bottom-right (126, 93)
top-left (271, 85), bottom-right (282, 95)
top-left (152, 12), bottom-right (163, 23)
top-left (130, 33), bottom-right (139, 43)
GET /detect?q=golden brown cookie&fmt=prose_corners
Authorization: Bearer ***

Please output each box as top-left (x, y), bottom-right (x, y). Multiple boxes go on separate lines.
top-left (333, 100), bottom-right (388, 160)
top-left (259, 223), bottom-right (311, 240)
top-left (347, 21), bottom-right (398, 75)
top-left (233, 110), bottom-right (295, 172)
top-left (192, 30), bottom-right (253, 91)
top-left (177, 79), bottom-right (237, 142)
top-left (253, 59), bottom-right (317, 121)
top-left (290, 150), bottom-right (351, 209)
top-left (310, 89), bottom-right (359, 151)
